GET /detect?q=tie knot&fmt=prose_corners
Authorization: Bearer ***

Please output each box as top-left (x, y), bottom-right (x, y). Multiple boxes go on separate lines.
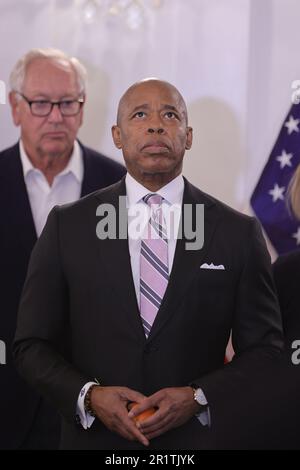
top-left (143, 193), bottom-right (163, 207)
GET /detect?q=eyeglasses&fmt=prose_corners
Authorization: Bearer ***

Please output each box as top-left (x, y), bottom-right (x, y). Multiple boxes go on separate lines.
top-left (16, 92), bottom-right (84, 117)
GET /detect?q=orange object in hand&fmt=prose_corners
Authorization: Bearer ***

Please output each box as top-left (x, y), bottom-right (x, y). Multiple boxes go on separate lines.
top-left (128, 402), bottom-right (156, 423)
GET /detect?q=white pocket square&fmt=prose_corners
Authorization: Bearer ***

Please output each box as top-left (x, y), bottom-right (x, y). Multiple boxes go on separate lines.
top-left (200, 263), bottom-right (225, 270)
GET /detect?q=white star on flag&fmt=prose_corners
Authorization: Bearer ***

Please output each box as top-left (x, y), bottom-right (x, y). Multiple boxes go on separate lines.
top-left (284, 115), bottom-right (300, 135)
top-left (292, 227), bottom-right (300, 245)
top-left (276, 150), bottom-right (293, 169)
top-left (268, 183), bottom-right (285, 202)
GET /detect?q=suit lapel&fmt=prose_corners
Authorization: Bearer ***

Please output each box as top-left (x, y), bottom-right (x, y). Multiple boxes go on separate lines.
top-left (6, 145), bottom-right (37, 252)
top-left (148, 179), bottom-right (219, 343)
top-left (95, 179), bottom-right (146, 342)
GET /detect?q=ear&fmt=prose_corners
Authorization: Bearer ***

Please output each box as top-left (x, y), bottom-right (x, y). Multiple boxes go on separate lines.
top-left (78, 94), bottom-right (86, 128)
top-left (111, 125), bottom-right (122, 149)
top-left (185, 126), bottom-right (193, 150)
top-left (9, 91), bottom-right (21, 126)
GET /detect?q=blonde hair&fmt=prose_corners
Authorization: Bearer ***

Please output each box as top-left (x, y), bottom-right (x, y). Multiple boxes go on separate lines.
top-left (9, 48), bottom-right (87, 95)
top-left (288, 164), bottom-right (300, 220)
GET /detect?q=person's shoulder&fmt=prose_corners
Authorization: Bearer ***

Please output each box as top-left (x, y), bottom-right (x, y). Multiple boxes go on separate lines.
top-left (0, 143), bottom-right (19, 164)
top-left (80, 143), bottom-right (126, 174)
top-left (187, 180), bottom-right (255, 226)
top-left (273, 250), bottom-right (300, 274)
top-left (0, 143), bottom-right (20, 182)
top-left (273, 251), bottom-right (299, 303)
top-left (55, 178), bottom-right (124, 215)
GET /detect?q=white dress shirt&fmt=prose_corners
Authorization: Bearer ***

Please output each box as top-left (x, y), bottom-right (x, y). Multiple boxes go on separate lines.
top-left (77, 173), bottom-right (209, 430)
top-left (19, 139), bottom-right (84, 237)
top-left (126, 172), bottom-right (184, 304)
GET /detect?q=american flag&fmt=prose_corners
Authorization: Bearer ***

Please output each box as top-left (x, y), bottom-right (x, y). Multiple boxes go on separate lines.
top-left (251, 103), bottom-right (300, 255)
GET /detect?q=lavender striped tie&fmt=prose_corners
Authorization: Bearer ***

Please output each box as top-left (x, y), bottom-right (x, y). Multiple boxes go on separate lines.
top-left (140, 194), bottom-right (169, 337)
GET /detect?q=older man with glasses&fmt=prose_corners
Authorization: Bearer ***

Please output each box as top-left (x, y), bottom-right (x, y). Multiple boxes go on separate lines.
top-left (0, 48), bottom-right (125, 450)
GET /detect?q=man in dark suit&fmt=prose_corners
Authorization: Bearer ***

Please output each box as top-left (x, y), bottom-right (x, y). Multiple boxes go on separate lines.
top-left (13, 79), bottom-right (283, 450)
top-left (0, 48), bottom-right (125, 450)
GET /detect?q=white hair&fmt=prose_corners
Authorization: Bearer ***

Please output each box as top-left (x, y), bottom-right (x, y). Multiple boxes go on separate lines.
top-left (9, 48), bottom-right (87, 95)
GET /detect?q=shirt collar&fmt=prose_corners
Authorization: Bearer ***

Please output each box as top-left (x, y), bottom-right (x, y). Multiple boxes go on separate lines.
top-left (19, 139), bottom-right (84, 183)
top-left (125, 172), bottom-right (184, 207)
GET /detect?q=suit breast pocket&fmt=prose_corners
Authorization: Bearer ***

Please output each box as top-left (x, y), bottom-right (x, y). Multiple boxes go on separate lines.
top-left (197, 268), bottom-right (235, 289)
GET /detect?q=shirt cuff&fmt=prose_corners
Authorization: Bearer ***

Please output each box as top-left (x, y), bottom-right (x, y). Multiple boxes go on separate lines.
top-left (195, 388), bottom-right (211, 427)
top-left (76, 381), bottom-right (97, 429)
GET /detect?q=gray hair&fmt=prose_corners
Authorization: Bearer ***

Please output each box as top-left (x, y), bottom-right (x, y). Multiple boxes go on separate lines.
top-left (288, 164), bottom-right (300, 220)
top-left (9, 48), bottom-right (87, 95)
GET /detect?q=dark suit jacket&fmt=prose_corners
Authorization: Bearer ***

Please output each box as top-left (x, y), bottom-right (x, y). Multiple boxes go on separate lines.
top-left (273, 251), bottom-right (300, 345)
top-left (208, 251), bottom-right (300, 449)
top-left (13, 178), bottom-right (283, 450)
top-left (269, 252), bottom-right (300, 449)
top-left (0, 142), bottom-right (125, 449)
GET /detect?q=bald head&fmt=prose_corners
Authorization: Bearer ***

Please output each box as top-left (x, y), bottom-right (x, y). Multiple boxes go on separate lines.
top-left (116, 78), bottom-right (188, 126)
top-left (111, 77), bottom-right (193, 191)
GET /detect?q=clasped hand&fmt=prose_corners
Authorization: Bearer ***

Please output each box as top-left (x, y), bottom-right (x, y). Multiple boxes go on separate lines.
top-left (90, 385), bottom-right (197, 446)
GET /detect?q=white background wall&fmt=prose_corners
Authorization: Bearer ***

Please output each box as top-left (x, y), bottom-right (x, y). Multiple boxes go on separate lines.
top-left (0, 0), bottom-right (299, 210)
